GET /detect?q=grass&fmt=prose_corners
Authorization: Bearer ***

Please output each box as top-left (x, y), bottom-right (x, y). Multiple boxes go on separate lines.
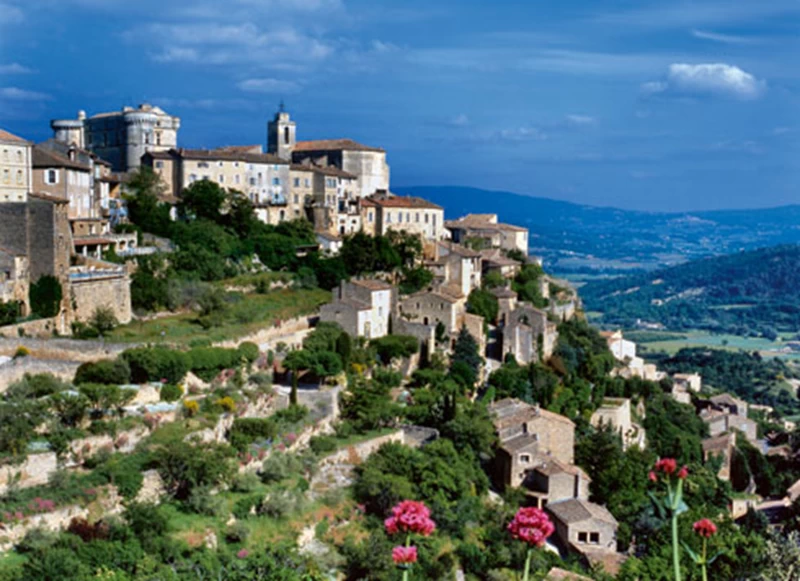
top-left (107, 288), bottom-right (330, 346)
top-left (219, 272), bottom-right (295, 289)
top-left (635, 329), bottom-right (800, 360)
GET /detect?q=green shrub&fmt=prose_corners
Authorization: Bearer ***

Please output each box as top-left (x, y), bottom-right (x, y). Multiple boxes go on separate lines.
top-left (259, 490), bottom-right (303, 519)
top-left (231, 472), bottom-right (261, 493)
top-left (232, 494), bottom-right (261, 519)
top-left (159, 383), bottom-right (183, 402)
top-left (237, 342), bottom-right (259, 363)
top-left (187, 346), bottom-right (242, 381)
top-left (97, 454), bottom-right (145, 499)
top-left (74, 359), bottom-right (131, 386)
top-left (185, 486), bottom-right (226, 516)
top-left (260, 452), bottom-right (303, 484)
top-left (309, 435), bottom-right (337, 455)
top-left (121, 347), bottom-right (190, 384)
top-left (230, 418), bottom-right (277, 452)
top-left (248, 372), bottom-right (272, 388)
top-left (29, 275), bottom-right (62, 318)
top-left (225, 521), bottom-right (250, 544)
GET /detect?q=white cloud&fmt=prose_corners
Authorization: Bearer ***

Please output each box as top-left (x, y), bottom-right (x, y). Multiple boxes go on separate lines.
top-left (642, 63), bottom-right (766, 100)
top-left (566, 114), bottom-right (595, 126)
top-left (0, 63), bottom-right (34, 74)
top-left (237, 78), bottom-right (302, 94)
top-left (690, 29), bottom-right (754, 44)
top-left (450, 114), bottom-right (469, 127)
top-left (595, 1), bottom-right (800, 29)
top-left (152, 47), bottom-right (199, 64)
top-left (498, 126), bottom-right (547, 142)
top-left (0, 87), bottom-right (50, 100)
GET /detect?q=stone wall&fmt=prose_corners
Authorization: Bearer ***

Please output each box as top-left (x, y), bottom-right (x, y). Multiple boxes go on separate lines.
top-left (0, 357), bottom-right (81, 392)
top-left (0, 336), bottom-right (129, 361)
top-left (0, 316), bottom-right (60, 339)
top-left (70, 271), bottom-right (132, 325)
top-left (0, 453), bottom-right (58, 495)
top-left (67, 426), bottom-right (149, 464)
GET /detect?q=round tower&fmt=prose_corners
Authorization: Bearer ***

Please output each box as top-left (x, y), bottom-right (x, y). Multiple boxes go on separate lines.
top-left (50, 112), bottom-right (85, 148)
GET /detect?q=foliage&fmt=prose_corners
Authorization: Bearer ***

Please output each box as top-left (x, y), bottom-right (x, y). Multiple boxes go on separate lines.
top-left (125, 166), bottom-right (172, 236)
top-left (29, 275), bottom-right (62, 318)
top-left (120, 346), bottom-right (190, 384)
top-left (370, 334), bottom-right (419, 365)
top-left (159, 383), bottom-right (183, 402)
top-left (74, 359), bottom-right (131, 386)
top-left (450, 326), bottom-right (483, 388)
top-left (339, 374), bottom-right (399, 433)
top-left (0, 299), bottom-right (21, 325)
top-left (152, 438), bottom-right (234, 500)
top-left (466, 288), bottom-right (499, 324)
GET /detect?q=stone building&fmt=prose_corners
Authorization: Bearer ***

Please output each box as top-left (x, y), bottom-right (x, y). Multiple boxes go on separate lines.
top-left (0, 248), bottom-right (29, 315)
top-left (0, 129), bottom-right (32, 203)
top-left (701, 407), bottom-right (758, 444)
top-left (294, 163), bottom-right (361, 235)
top-left (445, 213), bottom-right (529, 253)
top-left (398, 287), bottom-right (464, 334)
top-left (51, 104), bottom-right (180, 172)
top-left (141, 148), bottom-right (299, 225)
top-left (495, 289), bottom-right (558, 364)
top-left (479, 248), bottom-right (521, 279)
top-left (319, 279), bottom-right (395, 340)
top-left (702, 432), bottom-right (736, 481)
top-left (590, 397), bottom-right (646, 451)
top-left (546, 498), bottom-right (620, 571)
top-left (673, 373), bottom-right (702, 393)
top-left (427, 242), bottom-right (482, 298)
top-left (360, 192), bottom-right (444, 241)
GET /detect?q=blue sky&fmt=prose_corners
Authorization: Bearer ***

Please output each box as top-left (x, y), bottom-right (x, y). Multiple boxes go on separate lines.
top-left (1, 0), bottom-right (798, 211)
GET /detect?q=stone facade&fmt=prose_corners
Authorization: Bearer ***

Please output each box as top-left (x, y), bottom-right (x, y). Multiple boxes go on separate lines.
top-left (51, 104), bottom-right (180, 172)
top-left (0, 129), bottom-right (31, 203)
top-left (319, 279), bottom-right (395, 340)
top-left (0, 250), bottom-right (29, 315)
top-left (361, 192), bottom-right (444, 241)
top-left (546, 498), bottom-right (619, 560)
top-left (445, 213), bottom-right (529, 253)
top-left (497, 294), bottom-right (558, 364)
top-left (590, 397), bottom-right (646, 451)
top-left (702, 432), bottom-right (736, 481)
top-left (398, 288), bottom-right (463, 333)
top-left (0, 452), bottom-right (58, 495)
top-left (68, 260), bottom-right (133, 325)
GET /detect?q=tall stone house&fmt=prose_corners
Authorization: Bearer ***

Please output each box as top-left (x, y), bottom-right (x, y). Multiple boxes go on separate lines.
top-left (0, 129), bottom-right (32, 204)
top-left (445, 213), bottom-right (529, 253)
top-left (590, 397), bottom-right (646, 451)
top-left (546, 498), bottom-right (622, 573)
top-left (319, 279), bottom-right (395, 340)
top-left (493, 287), bottom-right (558, 364)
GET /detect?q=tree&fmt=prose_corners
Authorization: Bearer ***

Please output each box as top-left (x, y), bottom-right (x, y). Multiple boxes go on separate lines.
top-left (49, 392), bottom-right (89, 427)
top-left (79, 383), bottom-right (135, 417)
top-left (283, 349), bottom-right (315, 405)
top-left (153, 438), bottom-right (234, 500)
top-left (179, 179), bottom-right (227, 222)
top-left (340, 375), bottom-right (399, 433)
top-left (74, 359), bottom-right (131, 386)
top-left (89, 306), bottom-right (118, 335)
top-left (450, 326), bottom-right (483, 388)
top-left (466, 289), bottom-right (499, 324)
top-left (29, 275), bottom-right (62, 318)
top-left (313, 350), bottom-right (343, 386)
top-left (125, 166), bottom-right (172, 236)
top-left (370, 335), bottom-right (419, 365)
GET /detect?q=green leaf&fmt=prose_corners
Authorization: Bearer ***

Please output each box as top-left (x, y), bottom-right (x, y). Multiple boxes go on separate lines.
top-left (681, 541), bottom-right (701, 564)
top-left (647, 491), bottom-right (666, 520)
top-left (675, 499), bottom-right (689, 516)
top-left (707, 551), bottom-right (724, 565)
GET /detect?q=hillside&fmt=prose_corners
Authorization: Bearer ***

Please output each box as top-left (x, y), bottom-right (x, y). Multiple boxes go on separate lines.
top-left (580, 244), bottom-right (800, 335)
top-left (396, 186), bottom-right (800, 274)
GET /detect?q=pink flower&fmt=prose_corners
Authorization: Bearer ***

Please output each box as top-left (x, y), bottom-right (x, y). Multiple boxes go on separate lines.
top-left (677, 466), bottom-right (689, 480)
top-left (384, 500), bottom-right (436, 537)
top-left (237, 549), bottom-right (249, 559)
top-left (507, 507), bottom-right (555, 548)
top-left (392, 546), bottom-right (418, 565)
top-left (648, 471), bottom-right (657, 482)
top-left (655, 458), bottom-right (677, 476)
top-left (693, 518), bottom-right (717, 538)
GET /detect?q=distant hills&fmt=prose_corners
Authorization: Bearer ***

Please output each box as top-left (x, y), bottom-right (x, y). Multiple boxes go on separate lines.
top-left (580, 244), bottom-right (800, 335)
top-left (396, 186), bottom-right (800, 274)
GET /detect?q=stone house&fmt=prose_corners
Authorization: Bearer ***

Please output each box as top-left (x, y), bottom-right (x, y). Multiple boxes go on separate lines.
top-left (431, 242), bottom-right (482, 297)
top-left (0, 128), bottom-right (31, 203)
top-left (709, 393), bottom-right (748, 417)
top-left (445, 213), bottom-right (529, 253)
top-left (590, 397), bottom-right (646, 451)
top-left (673, 373), bottom-right (702, 393)
top-left (523, 457), bottom-right (591, 508)
top-left (360, 192), bottom-right (444, 241)
top-left (496, 293), bottom-right (558, 364)
top-left (398, 287), bottom-right (465, 334)
top-left (479, 248), bottom-right (521, 279)
top-left (315, 231), bottom-right (343, 255)
top-left (701, 408), bottom-right (758, 443)
top-left (601, 330), bottom-right (637, 362)
top-left (319, 279), bottom-right (395, 340)
top-left (294, 163), bottom-right (361, 236)
top-left (702, 432), bottom-right (736, 481)
top-left (546, 498), bottom-right (620, 571)
top-left (51, 104), bottom-right (180, 172)
top-left (0, 248), bottom-right (29, 315)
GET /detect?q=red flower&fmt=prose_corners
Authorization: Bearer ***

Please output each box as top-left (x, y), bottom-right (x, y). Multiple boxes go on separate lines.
top-left (677, 466), bottom-right (689, 480)
top-left (655, 458), bottom-right (678, 475)
top-left (384, 500), bottom-right (436, 537)
top-left (392, 546), bottom-right (418, 565)
top-left (693, 518), bottom-right (717, 538)
top-left (237, 549), bottom-right (249, 559)
top-left (648, 471), bottom-right (657, 482)
top-left (507, 507), bottom-right (555, 547)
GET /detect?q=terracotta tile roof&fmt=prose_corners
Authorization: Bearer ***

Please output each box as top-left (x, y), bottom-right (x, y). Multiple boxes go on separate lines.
top-left (214, 145), bottom-right (263, 154)
top-left (32, 146), bottom-right (90, 171)
top-left (170, 148), bottom-right (288, 165)
top-left (293, 138), bottom-right (384, 153)
top-left (547, 498), bottom-right (617, 525)
top-left (438, 241), bottom-right (481, 258)
top-left (480, 248), bottom-right (520, 267)
top-left (533, 456), bottom-right (590, 479)
top-left (446, 213), bottom-right (527, 233)
top-left (143, 150), bottom-right (173, 160)
top-left (363, 193), bottom-right (443, 210)
top-left (352, 279), bottom-right (393, 291)
top-left (290, 163), bottom-right (357, 179)
top-left (500, 434), bottom-right (539, 454)
top-left (0, 129), bottom-right (28, 143)
top-left (437, 284), bottom-right (465, 301)
top-left (491, 287), bottom-right (518, 299)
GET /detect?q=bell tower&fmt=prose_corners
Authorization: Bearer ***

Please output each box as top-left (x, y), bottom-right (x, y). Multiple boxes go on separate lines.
top-left (267, 101), bottom-right (296, 160)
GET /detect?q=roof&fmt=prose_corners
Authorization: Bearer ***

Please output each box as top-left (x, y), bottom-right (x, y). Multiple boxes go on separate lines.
top-left (293, 138), bottom-right (384, 153)
top-left (144, 150), bottom-right (173, 160)
top-left (351, 279), bottom-right (393, 291)
top-left (170, 148), bottom-right (289, 165)
top-left (73, 237), bottom-right (113, 246)
top-left (446, 213), bottom-right (527, 233)
top-left (545, 567), bottom-right (593, 581)
top-left (702, 432), bottom-right (735, 454)
top-left (32, 146), bottom-right (90, 171)
top-left (362, 193), bottom-right (443, 210)
top-left (290, 163), bottom-right (357, 179)
top-left (547, 498), bottom-right (617, 526)
top-left (338, 298), bottom-right (371, 311)
top-left (491, 287), bottom-right (518, 299)
top-left (500, 434), bottom-right (540, 454)
top-left (710, 393), bottom-right (746, 408)
top-left (29, 191), bottom-right (69, 204)
top-left (315, 231), bottom-right (342, 242)
top-left (214, 145), bottom-right (263, 154)
top-left (438, 241), bottom-right (481, 258)
top-left (480, 248), bottom-right (521, 267)
top-left (534, 456), bottom-right (589, 479)
top-left (0, 129), bottom-right (29, 144)
top-left (489, 398), bottom-right (574, 431)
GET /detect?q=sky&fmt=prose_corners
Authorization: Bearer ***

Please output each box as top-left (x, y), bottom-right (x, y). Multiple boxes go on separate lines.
top-left (0, 0), bottom-right (798, 212)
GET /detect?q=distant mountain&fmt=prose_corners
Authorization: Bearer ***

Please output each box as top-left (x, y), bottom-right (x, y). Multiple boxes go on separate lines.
top-left (580, 244), bottom-right (800, 335)
top-left (395, 186), bottom-right (800, 274)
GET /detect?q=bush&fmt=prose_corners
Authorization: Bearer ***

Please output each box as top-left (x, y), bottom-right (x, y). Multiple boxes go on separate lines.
top-left (215, 396), bottom-right (236, 413)
top-left (237, 342), bottom-right (259, 363)
top-left (29, 275), bottom-right (62, 318)
top-left (89, 306), bottom-right (118, 335)
top-left (370, 335), bottom-right (419, 365)
top-left (183, 399), bottom-right (199, 417)
top-left (74, 359), bottom-right (131, 386)
top-left (231, 472), bottom-right (261, 493)
top-left (309, 435), bottom-right (338, 455)
top-left (187, 346), bottom-right (242, 381)
top-left (260, 452), bottom-right (303, 484)
top-left (225, 521), bottom-right (250, 544)
top-left (160, 383), bottom-right (183, 402)
top-left (248, 372), bottom-right (272, 388)
top-left (121, 347), bottom-right (190, 384)
top-left (185, 486), bottom-right (227, 516)
top-left (230, 418), bottom-right (277, 452)
top-left (232, 494), bottom-right (262, 519)
top-left (259, 490), bottom-right (303, 519)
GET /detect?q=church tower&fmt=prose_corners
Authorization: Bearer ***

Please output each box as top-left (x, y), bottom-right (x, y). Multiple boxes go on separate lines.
top-left (267, 102), bottom-right (296, 161)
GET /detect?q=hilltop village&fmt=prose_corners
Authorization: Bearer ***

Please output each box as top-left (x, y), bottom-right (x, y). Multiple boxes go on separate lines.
top-left (0, 105), bottom-right (798, 580)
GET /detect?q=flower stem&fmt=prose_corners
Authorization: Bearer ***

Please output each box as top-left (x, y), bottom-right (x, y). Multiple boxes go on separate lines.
top-left (403, 534), bottom-right (411, 581)
top-left (701, 538), bottom-right (708, 581)
top-left (523, 548), bottom-right (533, 581)
top-left (671, 513), bottom-right (681, 581)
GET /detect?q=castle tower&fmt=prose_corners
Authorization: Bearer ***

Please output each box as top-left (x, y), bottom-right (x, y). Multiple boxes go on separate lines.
top-left (50, 110), bottom-right (86, 148)
top-left (267, 103), bottom-right (296, 161)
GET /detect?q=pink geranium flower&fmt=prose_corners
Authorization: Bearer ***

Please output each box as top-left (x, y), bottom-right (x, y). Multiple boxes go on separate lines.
top-left (392, 546), bottom-right (417, 565)
top-left (384, 500), bottom-right (436, 537)
top-left (507, 507), bottom-right (555, 547)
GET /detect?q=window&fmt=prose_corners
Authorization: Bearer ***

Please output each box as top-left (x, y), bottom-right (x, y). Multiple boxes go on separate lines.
top-left (249, 177), bottom-right (256, 186)
top-left (218, 161), bottom-right (224, 167)
top-left (398, 213), bottom-right (403, 223)
top-left (155, 161), bottom-right (164, 169)
top-left (293, 194), bottom-right (299, 204)
top-left (519, 454), bottom-right (530, 464)
top-left (198, 162), bottom-right (209, 168)
top-left (578, 532), bottom-right (588, 543)
top-left (2, 169), bottom-right (8, 184)
top-left (284, 126), bottom-right (290, 144)
top-left (16, 170), bottom-right (23, 185)
top-left (368, 211), bottom-right (373, 223)
top-left (219, 175), bottom-right (225, 183)
top-left (272, 177), bottom-right (280, 186)
top-left (189, 173), bottom-right (197, 182)
top-left (433, 215), bottom-right (437, 226)
top-left (406, 212), bottom-right (410, 222)
top-left (386, 212), bottom-right (392, 223)
top-left (45, 169), bottom-right (59, 185)
top-left (590, 533), bottom-right (600, 544)
top-left (16, 150), bottom-right (22, 163)
top-left (234, 162), bottom-right (239, 167)
top-left (144, 133), bottom-right (150, 145)
top-left (416, 212), bottom-right (420, 223)
top-left (235, 175), bottom-right (240, 184)
top-left (304, 178), bottom-right (310, 187)
top-left (156, 133), bottom-right (161, 146)
top-left (2, 149), bottom-right (8, 161)
top-left (293, 178), bottom-right (300, 187)
top-left (425, 214), bottom-right (429, 223)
